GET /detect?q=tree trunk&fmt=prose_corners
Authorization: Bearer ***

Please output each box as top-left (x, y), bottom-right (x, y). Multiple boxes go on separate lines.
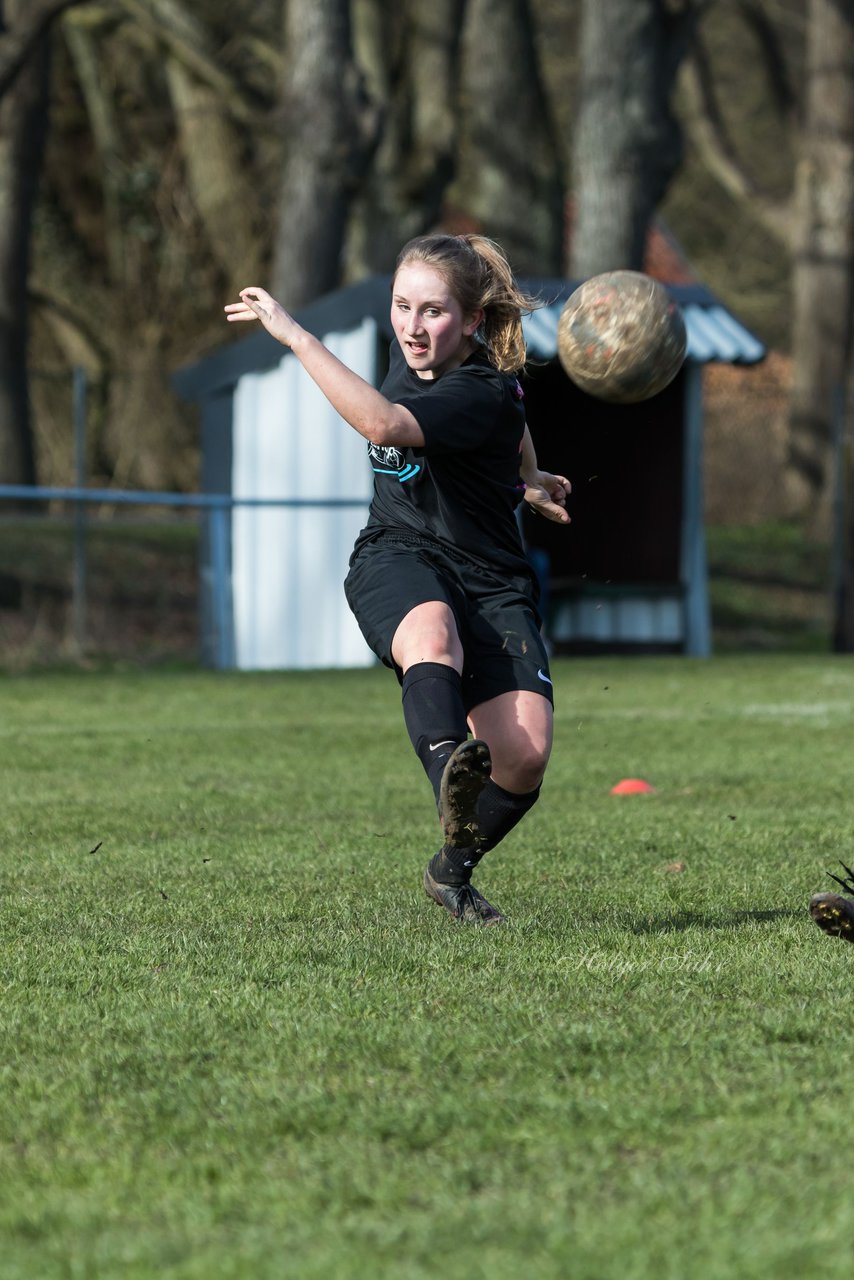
top-left (570, 0), bottom-right (703, 276)
top-left (454, 0), bottom-right (563, 275)
top-left (345, 0), bottom-right (464, 278)
top-left (272, 0), bottom-right (378, 305)
top-left (0, 3), bottom-right (52, 486)
top-left (833, 384), bottom-right (854, 650)
top-left (786, 0), bottom-right (854, 533)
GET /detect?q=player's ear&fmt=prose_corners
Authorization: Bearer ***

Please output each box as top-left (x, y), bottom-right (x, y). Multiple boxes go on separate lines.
top-left (463, 308), bottom-right (484, 337)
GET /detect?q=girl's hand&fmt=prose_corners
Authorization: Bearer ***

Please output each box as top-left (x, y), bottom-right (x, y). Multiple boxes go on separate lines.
top-left (224, 287), bottom-right (300, 349)
top-left (523, 471), bottom-right (572, 524)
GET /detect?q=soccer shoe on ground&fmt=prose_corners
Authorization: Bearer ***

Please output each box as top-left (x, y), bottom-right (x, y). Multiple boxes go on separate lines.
top-left (809, 862), bottom-right (854, 942)
top-left (438, 738), bottom-right (491, 846)
top-left (809, 893), bottom-right (854, 942)
top-left (423, 865), bottom-right (504, 926)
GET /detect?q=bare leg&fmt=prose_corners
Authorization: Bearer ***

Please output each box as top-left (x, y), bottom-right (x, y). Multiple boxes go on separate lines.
top-left (467, 690), bottom-right (553, 794)
top-left (391, 600), bottom-right (463, 673)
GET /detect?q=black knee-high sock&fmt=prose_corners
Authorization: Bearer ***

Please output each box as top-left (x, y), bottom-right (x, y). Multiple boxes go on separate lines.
top-left (476, 779), bottom-right (541, 855)
top-left (429, 779), bottom-right (541, 886)
top-left (401, 662), bottom-right (468, 806)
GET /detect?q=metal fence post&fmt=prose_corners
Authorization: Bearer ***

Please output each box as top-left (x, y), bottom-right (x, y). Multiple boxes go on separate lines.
top-left (209, 501), bottom-right (233, 669)
top-left (71, 368), bottom-right (88, 652)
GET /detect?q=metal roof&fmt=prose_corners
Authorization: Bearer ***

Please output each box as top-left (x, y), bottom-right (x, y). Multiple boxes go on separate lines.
top-left (522, 294), bottom-right (766, 366)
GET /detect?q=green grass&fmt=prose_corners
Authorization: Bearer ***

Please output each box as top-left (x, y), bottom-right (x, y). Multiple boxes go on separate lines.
top-left (2, 656), bottom-right (854, 1278)
top-left (707, 521), bottom-right (832, 652)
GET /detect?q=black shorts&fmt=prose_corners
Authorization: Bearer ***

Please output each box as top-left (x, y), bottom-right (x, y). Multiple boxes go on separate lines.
top-left (344, 532), bottom-right (553, 713)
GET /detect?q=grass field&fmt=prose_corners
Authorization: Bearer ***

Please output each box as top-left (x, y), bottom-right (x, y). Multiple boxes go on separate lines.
top-left (3, 655), bottom-right (854, 1278)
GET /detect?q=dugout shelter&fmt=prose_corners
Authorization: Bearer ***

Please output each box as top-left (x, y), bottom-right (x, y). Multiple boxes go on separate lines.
top-left (174, 276), bottom-right (765, 670)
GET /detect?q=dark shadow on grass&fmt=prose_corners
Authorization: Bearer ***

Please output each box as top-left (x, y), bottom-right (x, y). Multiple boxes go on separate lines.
top-left (626, 907), bottom-right (800, 935)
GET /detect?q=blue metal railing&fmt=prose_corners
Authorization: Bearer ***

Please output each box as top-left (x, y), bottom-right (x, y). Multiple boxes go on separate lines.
top-left (0, 485), bottom-right (368, 669)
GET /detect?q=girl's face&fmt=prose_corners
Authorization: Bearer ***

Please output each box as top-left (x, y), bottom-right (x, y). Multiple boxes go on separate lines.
top-left (391, 262), bottom-right (483, 380)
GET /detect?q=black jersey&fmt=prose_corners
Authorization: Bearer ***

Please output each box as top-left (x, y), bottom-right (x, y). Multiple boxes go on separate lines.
top-left (353, 340), bottom-right (529, 576)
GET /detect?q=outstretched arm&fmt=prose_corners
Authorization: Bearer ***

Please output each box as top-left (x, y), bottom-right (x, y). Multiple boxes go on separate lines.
top-left (519, 426), bottom-right (571, 524)
top-left (224, 287), bottom-right (423, 448)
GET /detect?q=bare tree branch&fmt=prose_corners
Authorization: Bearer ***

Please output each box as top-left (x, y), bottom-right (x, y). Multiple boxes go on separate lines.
top-left (0, 0), bottom-right (88, 98)
top-left (735, 0), bottom-right (799, 119)
top-left (679, 41), bottom-right (793, 245)
top-left (62, 12), bottom-right (126, 282)
top-left (115, 0), bottom-right (272, 124)
top-left (30, 284), bottom-right (111, 370)
top-left (164, 54), bottom-right (261, 289)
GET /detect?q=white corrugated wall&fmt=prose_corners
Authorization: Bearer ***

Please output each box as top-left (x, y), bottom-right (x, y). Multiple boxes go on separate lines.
top-left (231, 318), bottom-right (377, 670)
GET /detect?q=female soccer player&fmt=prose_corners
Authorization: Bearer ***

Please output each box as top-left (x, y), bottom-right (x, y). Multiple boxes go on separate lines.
top-left (225, 234), bottom-right (570, 925)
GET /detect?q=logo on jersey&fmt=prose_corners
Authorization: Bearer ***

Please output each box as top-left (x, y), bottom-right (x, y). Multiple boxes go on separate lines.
top-left (367, 442), bottom-right (421, 483)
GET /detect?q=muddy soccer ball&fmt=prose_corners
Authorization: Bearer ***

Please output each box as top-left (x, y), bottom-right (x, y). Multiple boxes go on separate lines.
top-left (556, 270), bottom-right (687, 404)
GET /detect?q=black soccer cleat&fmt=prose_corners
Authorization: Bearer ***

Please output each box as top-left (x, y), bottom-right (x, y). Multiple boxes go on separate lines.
top-left (809, 892), bottom-right (854, 943)
top-left (423, 865), bottom-right (504, 926)
top-left (809, 862), bottom-right (854, 943)
top-left (438, 738), bottom-right (491, 847)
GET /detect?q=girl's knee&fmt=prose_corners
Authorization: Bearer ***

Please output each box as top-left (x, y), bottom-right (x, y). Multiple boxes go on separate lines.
top-left (495, 739), bottom-right (550, 793)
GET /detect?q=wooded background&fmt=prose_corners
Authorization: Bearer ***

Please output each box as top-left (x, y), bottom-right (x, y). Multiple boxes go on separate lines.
top-left (1, 0), bottom-right (852, 552)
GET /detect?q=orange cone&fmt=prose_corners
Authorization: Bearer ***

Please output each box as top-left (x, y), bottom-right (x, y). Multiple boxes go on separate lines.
top-left (610, 778), bottom-right (656, 795)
